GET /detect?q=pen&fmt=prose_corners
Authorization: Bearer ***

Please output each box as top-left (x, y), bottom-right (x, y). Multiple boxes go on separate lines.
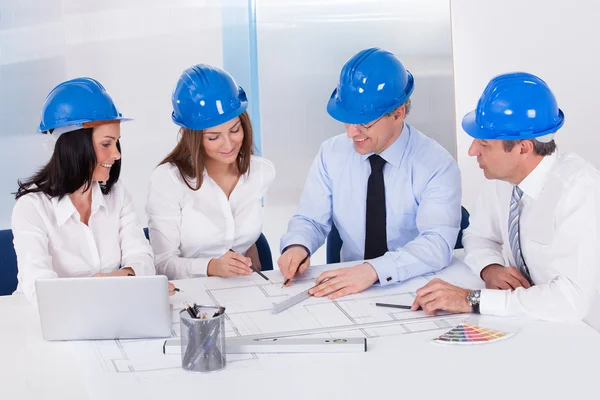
top-left (375, 302), bottom-right (420, 310)
top-left (281, 252), bottom-right (310, 288)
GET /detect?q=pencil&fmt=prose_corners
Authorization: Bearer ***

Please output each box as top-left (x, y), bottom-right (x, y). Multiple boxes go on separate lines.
top-left (281, 253), bottom-right (310, 288)
top-left (375, 302), bottom-right (420, 310)
top-left (184, 303), bottom-right (198, 318)
top-left (228, 249), bottom-right (269, 281)
top-left (212, 306), bottom-right (226, 318)
top-left (249, 265), bottom-right (270, 282)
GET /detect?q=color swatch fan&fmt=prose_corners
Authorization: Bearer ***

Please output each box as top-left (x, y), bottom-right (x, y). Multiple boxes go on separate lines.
top-left (432, 323), bottom-right (514, 345)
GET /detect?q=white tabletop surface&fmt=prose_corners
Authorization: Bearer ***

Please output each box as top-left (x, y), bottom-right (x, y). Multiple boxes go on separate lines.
top-left (2, 255), bottom-right (599, 400)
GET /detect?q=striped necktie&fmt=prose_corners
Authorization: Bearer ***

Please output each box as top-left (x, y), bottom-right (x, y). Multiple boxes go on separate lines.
top-left (508, 185), bottom-right (533, 285)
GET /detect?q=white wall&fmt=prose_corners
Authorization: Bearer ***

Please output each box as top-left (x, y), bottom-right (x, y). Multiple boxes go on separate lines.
top-left (255, 0), bottom-right (456, 263)
top-left (1, 0), bottom-right (457, 269)
top-left (0, 0), bottom-right (457, 235)
top-left (451, 0), bottom-right (600, 329)
top-left (0, 0), bottom-right (223, 228)
top-left (451, 0), bottom-right (600, 211)
top-left (257, 0), bottom-right (456, 207)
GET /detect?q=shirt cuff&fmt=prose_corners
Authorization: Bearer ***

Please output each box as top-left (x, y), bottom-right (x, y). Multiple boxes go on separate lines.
top-left (190, 258), bottom-right (211, 277)
top-left (480, 288), bottom-right (509, 316)
top-left (366, 253), bottom-right (398, 286)
top-left (280, 235), bottom-right (314, 256)
top-left (127, 261), bottom-right (155, 277)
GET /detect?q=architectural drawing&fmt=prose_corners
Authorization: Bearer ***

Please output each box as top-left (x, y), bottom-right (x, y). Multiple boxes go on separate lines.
top-left (71, 260), bottom-right (481, 380)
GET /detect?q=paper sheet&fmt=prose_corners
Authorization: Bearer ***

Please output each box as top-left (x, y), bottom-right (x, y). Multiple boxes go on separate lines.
top-left (69, 259), bottom-right (483, 399)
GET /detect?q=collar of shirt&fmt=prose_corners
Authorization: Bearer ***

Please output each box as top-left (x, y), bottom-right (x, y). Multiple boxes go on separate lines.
top-left (359, 122), bottom-right (411, 168)
top-left (51, 182), bottom-right (108, 226)
top-left (201, 168), bottom-right (248, 191)
top-left (518, 151), bottom-right (559, 200)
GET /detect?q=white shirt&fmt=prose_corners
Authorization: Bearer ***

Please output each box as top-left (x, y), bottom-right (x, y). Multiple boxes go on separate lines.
top-left (12, 181), bottom-right (155, 303)
top-left (463, 151), bottom-right (600, 321)
top-left (146, 156), bottom-right (275, 279)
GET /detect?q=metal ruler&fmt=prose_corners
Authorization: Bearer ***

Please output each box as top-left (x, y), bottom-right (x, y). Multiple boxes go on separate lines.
top-left (271, 289), bottom-right (312, 314)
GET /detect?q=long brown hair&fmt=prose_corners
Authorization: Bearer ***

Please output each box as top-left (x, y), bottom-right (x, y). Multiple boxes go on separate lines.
top-left (159, 111), bottom-right (254, 190)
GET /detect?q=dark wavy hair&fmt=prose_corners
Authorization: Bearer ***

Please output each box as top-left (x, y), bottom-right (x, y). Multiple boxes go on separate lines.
top-left (14, 128), bottom-right (121, 200)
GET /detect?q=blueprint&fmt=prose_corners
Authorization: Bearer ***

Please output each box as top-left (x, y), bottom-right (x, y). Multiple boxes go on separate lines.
top-left (68, 258), bottom-right (484, 398)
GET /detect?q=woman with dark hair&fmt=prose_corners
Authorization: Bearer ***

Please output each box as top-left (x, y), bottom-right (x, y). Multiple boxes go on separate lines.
top-left (12, 78), bottom-right (160, 303)
top-left (146, 64), bottom-right (275, 279)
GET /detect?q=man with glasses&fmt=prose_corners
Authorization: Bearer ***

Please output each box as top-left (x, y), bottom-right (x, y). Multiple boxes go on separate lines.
top-left (278, 47), bottom-right (462, 298)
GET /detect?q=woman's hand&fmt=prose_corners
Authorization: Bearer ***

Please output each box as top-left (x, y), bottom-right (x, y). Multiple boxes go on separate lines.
top-left (245, 243), bottom-right (261, 271)
top-left (207, 251), bottom-right (253, 277)
top-left (168, 282), bottom-right (176, 296)
top-left (93, 267), bottom-right (135, 277)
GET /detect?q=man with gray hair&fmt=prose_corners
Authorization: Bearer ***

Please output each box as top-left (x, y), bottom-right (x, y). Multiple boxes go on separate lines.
top-left (278, 47), bottom-right (462, 299)
top-left (411, 72), bottom-right (600, 322)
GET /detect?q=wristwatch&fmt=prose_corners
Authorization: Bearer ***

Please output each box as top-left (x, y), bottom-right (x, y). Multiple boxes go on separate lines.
top-left (467, 290), bottom-right (481, 314)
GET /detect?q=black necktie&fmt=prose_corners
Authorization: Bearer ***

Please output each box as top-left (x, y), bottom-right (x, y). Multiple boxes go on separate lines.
top-left (364, 154), bottom-right (388, 259)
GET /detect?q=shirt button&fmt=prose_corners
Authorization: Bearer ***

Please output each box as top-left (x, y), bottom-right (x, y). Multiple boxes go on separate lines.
top-left (386, 277), bottom-right (392, 282)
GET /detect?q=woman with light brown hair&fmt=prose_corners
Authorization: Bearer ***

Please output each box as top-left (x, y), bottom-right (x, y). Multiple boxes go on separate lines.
top-left (146, 64), bottom-right (275, 279)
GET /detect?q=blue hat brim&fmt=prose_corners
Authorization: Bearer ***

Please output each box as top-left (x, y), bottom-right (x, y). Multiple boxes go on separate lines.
top-left (462, 109), bottom-right (565, 140)
top-left (326, 94), bottom-right (409, 124)
top-left (326, 75), bottom-right (415, 125)
top-left (461, 110), bottom-right (485, 139)
top-left (39, 116), bottom-right (133, 132)
top-left (171, 101), bottom-right (248, 131)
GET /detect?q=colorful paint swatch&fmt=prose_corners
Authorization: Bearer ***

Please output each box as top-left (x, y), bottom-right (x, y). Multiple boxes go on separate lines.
top-left (432, 323), bottom-right (514, 345)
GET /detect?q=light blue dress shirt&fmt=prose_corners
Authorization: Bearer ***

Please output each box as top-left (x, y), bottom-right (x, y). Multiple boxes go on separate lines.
top-left (280, 123), bottom-right (462, 285)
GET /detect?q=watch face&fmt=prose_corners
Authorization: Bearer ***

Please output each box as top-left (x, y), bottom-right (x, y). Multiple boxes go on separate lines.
top-left (468, 290), bottom-right (480, 305)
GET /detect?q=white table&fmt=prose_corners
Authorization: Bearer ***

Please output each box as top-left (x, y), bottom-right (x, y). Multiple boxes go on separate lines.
top-left (2, 255), bottom-right (600, 400)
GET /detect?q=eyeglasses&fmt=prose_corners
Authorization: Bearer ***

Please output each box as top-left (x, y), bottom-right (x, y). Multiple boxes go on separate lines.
top-left (352, 114), bottom-right (386, 133)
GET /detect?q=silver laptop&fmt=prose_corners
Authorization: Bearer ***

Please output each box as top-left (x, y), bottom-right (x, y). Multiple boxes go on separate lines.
top-left (35, 275), bottom-right (172, 341)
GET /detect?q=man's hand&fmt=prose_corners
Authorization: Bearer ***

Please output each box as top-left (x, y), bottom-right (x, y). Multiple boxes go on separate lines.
top-left (308, 263), bottom-right (378, 299)
top-left (277, 245), bottom-right (310, 284)
top-left (481, 264), bottom-right (531, 290)
top-left (411, 278), bottom-right (472, 315)
top-left (207, 251), bottom-right (253, 277)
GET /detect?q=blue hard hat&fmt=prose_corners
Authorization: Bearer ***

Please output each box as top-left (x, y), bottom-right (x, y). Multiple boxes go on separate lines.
top-left (39, 77), bottom-right (131, 132)
top-left (462, 72), bottom-right (564, 140)
top-left (327, 47), bottom-right (414, 124)
top-left (171, 64), bottom-right (248, 130)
